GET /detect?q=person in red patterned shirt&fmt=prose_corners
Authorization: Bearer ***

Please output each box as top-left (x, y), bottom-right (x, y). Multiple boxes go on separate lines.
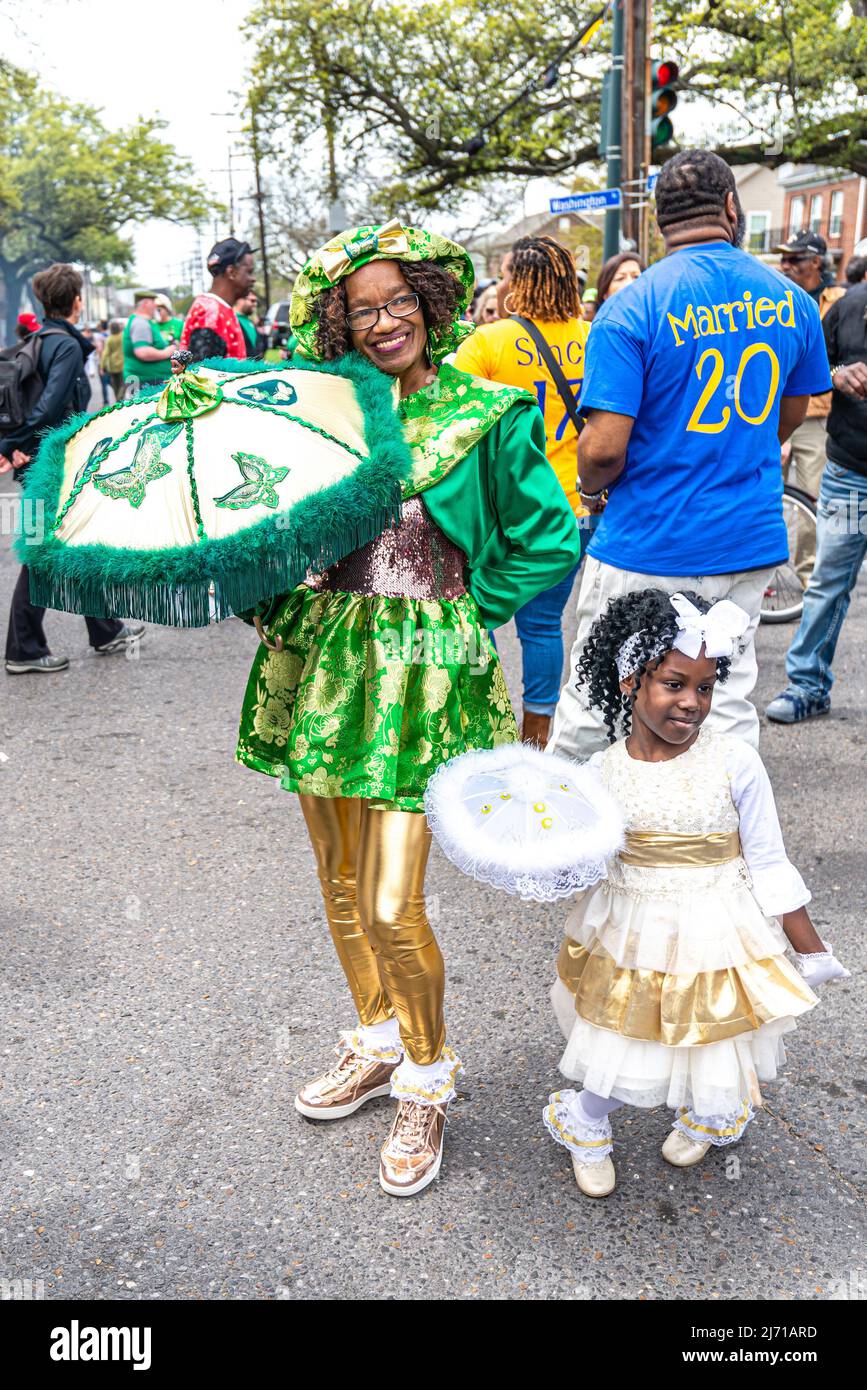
top-left (180, 238), bottom-right (256, 361)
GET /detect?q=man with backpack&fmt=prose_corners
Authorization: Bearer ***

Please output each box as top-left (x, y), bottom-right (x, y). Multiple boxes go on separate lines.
top-left (0, 262), bottom-right (144, 674)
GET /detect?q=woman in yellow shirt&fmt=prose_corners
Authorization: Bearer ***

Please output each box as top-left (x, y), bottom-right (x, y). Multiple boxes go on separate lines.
top-left (454, 235), bottom-right (589, 746)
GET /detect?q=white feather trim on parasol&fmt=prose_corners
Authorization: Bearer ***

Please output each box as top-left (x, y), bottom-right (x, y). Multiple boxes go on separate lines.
top-left (424, 744), bottom-right (626, 902)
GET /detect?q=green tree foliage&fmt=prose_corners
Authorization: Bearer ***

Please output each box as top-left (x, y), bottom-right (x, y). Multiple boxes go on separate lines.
top-left (0, 65), bottom-right (215, 339)
top-left (246, 0), bottom-right (866, 222)
top-left (245, 0), bottom-right (609, 217)
top-left (657, 0), bottom-right (867, 174)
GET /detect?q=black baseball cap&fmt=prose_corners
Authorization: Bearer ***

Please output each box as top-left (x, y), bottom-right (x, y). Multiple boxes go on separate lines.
top-left (774, 230), bottom-right (827, 258)
top-left (206, 238), bottom-right (256, 274)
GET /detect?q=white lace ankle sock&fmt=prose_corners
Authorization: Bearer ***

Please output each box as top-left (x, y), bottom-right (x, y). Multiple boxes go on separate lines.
top-left (674, 1101), bottom-right (755, 1147)
top-left (348, 1017), bottom-right (402, 1061)
top-left (542, 1089), bottom-right (616, 1164)
top-left (390, 1048), bottom-right (463, 1105)
top-left (358, 1018), bottom-right (401, 1045)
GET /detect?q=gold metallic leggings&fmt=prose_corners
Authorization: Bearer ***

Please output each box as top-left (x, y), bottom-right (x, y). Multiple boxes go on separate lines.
top-left (298, 795), bottom-right (445, 1065)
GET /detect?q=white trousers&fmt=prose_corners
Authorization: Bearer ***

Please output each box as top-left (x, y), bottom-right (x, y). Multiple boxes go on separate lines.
top-left (786, 416), bottom-right (827, 587)
top-left (549, 557), bottom-right (774, 761)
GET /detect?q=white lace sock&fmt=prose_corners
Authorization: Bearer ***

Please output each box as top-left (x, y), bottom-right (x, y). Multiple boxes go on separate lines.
top-left (543, 1089), bottom-right (615, 1164)
top-left (673, 1100), bottom-right (755, 1147)
top-left (390, 1047), bottom-right (463, 1106)
top-left (342, 1017), bottom-right (403, 1064)
top-left (357, 1018), bottom-right (401, 1047)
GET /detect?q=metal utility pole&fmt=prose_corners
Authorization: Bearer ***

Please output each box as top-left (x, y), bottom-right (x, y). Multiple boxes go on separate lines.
top-left (227, 147), bottom-right (236, 235)
top-left (325, 114), bottom-right (347, 233)
top-left (603, 0), bottom-right (624, 261)
top-left (622, 0), bottom-right (650, 257)
top-left (249, 101), bottom-right (272, 310)
top-left (210, 112), bottom-right (239, 237)
top-left (215, 103), bottom-right (272, 305)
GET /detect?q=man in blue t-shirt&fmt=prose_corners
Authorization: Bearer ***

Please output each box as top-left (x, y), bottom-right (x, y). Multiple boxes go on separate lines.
top-left (551, 149), bottom-right (832, 758)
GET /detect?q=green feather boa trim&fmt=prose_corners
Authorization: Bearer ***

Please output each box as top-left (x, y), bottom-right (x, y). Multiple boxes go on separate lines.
top-left (18, 353), bottom-right (412, 628)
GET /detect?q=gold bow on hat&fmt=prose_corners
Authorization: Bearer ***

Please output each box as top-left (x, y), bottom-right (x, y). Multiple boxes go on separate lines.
top-left (317, 218), bottom-right (410, 284)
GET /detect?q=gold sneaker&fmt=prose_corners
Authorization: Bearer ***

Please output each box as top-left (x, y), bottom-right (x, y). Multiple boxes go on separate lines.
top-left (294, 1048), bottom-right (397, 1120)
top-left (379, 1100), bottom-right (448, 1197)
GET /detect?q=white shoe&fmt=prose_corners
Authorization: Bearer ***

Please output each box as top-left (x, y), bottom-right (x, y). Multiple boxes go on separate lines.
top-left (662, 1128), bottom-right (712, 1167)
top-left (571, 1152), bottom-right (616, 1197)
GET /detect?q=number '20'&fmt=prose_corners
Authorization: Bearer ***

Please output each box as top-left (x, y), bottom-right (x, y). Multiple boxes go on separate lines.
top-left (686, 344), bottom-right (780, 433)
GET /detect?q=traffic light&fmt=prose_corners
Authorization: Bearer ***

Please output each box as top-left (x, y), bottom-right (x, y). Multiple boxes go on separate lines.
top-left (651, 59), bottom-right (679, 148)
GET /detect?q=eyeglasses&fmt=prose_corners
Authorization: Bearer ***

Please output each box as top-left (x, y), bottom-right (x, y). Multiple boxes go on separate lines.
top-left (346, 292), bottom-right (420, 332)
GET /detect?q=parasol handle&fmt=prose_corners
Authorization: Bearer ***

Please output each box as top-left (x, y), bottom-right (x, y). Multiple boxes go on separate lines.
top-left (254, 614), bottom-right (284, 652)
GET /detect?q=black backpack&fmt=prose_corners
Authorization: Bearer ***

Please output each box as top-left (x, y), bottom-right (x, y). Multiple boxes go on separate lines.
top-left (0, 327), bottom-right (66, 431)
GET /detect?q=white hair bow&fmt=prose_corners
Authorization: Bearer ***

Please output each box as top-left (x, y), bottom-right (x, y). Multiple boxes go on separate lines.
top-left (670, 593), bottom-right (750, 660)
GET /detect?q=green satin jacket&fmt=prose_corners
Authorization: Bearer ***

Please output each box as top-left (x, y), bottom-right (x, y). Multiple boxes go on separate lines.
top-left (420, 397), bottom-right (582, 627)
top-left (246, 374), bottom-right (582, 631)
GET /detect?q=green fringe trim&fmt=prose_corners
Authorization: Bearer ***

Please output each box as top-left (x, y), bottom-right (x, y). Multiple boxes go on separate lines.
top-left (27, 501), bottom-right (402, 627)
top-left (18, 353), bottom-right (412, 628)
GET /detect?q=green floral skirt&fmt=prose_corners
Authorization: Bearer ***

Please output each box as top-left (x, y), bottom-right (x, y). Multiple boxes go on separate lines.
top-left (235, 585), bottom-right (518, 810)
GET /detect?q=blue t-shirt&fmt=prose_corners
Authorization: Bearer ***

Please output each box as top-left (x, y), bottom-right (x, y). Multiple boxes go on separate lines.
top-left (583, 242), bottom-right (832, 575)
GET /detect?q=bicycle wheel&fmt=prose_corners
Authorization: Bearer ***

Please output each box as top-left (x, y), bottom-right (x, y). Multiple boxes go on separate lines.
top-left (760, 485), bottom-right (817, 624)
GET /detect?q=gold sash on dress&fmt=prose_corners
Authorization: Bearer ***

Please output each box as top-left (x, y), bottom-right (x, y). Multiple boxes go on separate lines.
top-left (619, 829), bottom-right (741, 868)
top-left (556, 937), bottom-right (816, 1047)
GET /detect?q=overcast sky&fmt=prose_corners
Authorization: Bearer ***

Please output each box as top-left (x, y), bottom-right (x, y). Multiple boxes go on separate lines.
top-left (5, 0), bottom-right (259, 288)
top-left (5, 0), bottom-right (741, 294)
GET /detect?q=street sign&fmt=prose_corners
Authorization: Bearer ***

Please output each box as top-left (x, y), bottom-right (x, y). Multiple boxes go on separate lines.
top-left (550, 188), bottom-right (622, 214)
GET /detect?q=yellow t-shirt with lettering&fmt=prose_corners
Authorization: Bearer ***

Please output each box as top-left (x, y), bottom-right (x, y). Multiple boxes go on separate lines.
top-left (454, 315), bottom-right (590, 515)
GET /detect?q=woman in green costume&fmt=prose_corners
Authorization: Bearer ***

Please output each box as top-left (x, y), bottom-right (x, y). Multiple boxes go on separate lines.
top-left (236, 218), bottom-right (582, 1196)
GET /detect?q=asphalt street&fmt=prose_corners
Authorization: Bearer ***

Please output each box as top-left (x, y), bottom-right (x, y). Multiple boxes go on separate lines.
top-left (1, 517), bottom-right (864, 1302)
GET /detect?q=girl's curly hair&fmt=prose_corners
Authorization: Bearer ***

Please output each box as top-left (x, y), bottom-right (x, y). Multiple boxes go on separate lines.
top-left (310, 259), bottom-right (464, 361)
top-left (576, 588), bottom-right (732, 743)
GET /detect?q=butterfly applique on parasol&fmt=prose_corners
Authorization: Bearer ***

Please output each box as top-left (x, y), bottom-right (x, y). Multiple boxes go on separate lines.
top-left (19, 351), bottom-right (411, 627)
top-left (91, 421), bottom-right (184, 506)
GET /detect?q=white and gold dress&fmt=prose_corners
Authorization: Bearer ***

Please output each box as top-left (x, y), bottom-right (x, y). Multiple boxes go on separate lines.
top-left (544, 728), bottom-right (819, 1157)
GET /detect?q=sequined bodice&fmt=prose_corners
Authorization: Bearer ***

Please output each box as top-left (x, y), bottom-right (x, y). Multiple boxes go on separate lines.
top-left (601, 730), bottom-right (739, 836)
top-left (307, 495), bottom-right (467, 601)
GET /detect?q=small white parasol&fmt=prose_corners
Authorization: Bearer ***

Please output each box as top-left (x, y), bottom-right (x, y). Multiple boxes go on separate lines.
top-left (424, 744), bottom-right (625, 902)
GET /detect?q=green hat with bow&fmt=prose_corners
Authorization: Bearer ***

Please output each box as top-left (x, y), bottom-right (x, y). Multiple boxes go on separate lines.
top-left (290, 217), bottom-right (476, 365)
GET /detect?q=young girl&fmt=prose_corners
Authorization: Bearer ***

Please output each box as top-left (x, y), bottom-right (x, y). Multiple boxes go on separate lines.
top-left (544, 588), bottom-right (849, 1197)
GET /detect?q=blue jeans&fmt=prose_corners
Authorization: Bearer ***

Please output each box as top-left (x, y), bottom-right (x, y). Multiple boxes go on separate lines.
top-left (785, 461), bottom-right (867, 702)
top-left (510, 515), bottom-right (597, 716)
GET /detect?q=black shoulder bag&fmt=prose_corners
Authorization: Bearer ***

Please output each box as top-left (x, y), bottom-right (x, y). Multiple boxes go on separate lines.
top-left (509, 314), bottom-right (585, 435)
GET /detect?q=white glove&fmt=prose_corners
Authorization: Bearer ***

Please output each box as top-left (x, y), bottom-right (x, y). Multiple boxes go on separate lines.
top-left (794, 941), bottom-right (851, 987)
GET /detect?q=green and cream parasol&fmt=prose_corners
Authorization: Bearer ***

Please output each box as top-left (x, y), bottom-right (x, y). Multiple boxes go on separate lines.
top-left (20, 353), bottom-right (410, 627)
